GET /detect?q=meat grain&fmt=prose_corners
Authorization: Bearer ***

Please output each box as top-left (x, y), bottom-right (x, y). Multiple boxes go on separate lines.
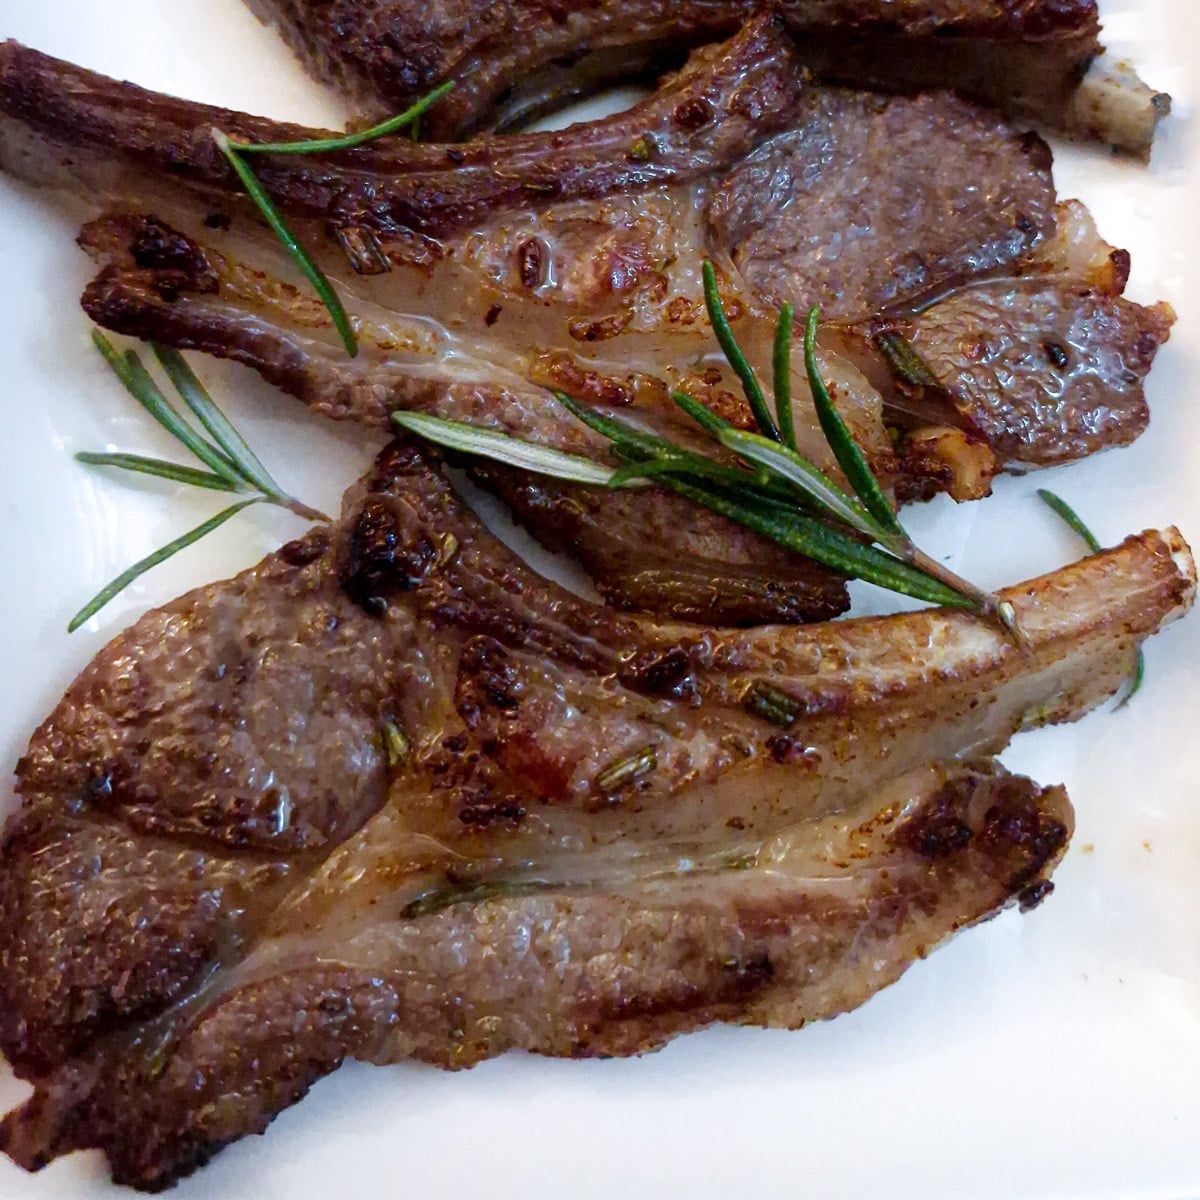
top-left (0, 441), bottom-right (1192, 1187)
top-left (0, 23), bottom-right (1173, 624)
top-left (245, 0), bottom-right (1168, 154)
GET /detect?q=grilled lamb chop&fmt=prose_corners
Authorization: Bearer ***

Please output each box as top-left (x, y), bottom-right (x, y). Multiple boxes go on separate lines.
top-left (0, 20), bottom-right (1173, 621)
top-left (0, 19), bottom-right (1166, 465)
top-left (0, 18), bottom-right (861, 625)
top-left (0, 439), bottom-right (1193, 1188)
top-left (244, 0), bottom-right (1169, 154)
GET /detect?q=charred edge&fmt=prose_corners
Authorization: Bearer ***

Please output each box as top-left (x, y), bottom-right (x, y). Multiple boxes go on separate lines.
top-left (456, 636), bottom-right (521, 729)
top-left (459, 799), bottom-right (527, 829)
top-left (339, 496), bottom-right (437, 615)
top-left (981, 802), bottom-right (1070, 897)
top-left (595, 953), bottom-right (774, 1032)
top-left (617, 646), bottom-right (698, 702)
top-left (279, 530), bottom-right (331, 568)
top-left (117, 216), bottom-right (220, 302)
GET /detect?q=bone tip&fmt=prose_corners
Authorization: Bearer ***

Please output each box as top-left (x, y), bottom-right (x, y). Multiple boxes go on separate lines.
top-left (1159, 525), bottom-right (1197, 608)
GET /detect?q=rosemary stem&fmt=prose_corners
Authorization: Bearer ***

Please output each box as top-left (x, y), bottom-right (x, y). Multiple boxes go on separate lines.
top-left (901, 545), bottom-right (992, 611)
top-left (902, 544), bottom-right (1025, 642)
top-left (272, 494), bottom-right (332, 523)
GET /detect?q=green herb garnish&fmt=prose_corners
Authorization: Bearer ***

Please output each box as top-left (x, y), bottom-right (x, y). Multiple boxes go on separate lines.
top-left (772, 301), bottom-right (797, 450)
top-left (596, 746), bottom-right (658, 793)
top-left (394, 265), bottom-right (1016, 631)
top-left (742, 681), bottom-right (802, 729)
top-left (213, 129), bottom-right (359, 358)
top-left (69, 499), bottom-right (262, 634)
top-left (1037, 488), bottom-right (1144, 703)
top-left (213, 82), bottom-right (456, 358)
top-left (702, 261), bottom-right (779, 442)
top-left (227, 83), bottom-right (455, 156)
top-left (70, 332), bottom-right (326, 632)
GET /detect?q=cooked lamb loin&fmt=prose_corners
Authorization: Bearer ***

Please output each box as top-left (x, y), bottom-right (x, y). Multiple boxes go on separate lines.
top-left (0, 439), bottom-right (1192, 1187)
top-left (0, 20), bottom-right (1174, 623)
top-left (243, 0), bottom-right (1169, 154)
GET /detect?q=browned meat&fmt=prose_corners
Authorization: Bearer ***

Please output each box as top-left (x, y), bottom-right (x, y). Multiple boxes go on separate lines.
top-left (0, 17), bottom-right (807, 240)
top-left (243, 0), bottom-right (1166, 154)
top-left (0, 26), bottom-right (1167, 475)
top-left (465, 461), bottom-right (851, 625)
top-left (0, 19), bottom-right (863, 625)
top-left (69, 197), bottom-right (1172, 601)
top-left (0, 23), bottom-right (1174, 621)
top-left (839, 202), bottom-right (1176, 467)
top-left (4, 768), bottom-right (1071, 1189)
top-left (707, 87), bottom-right (1057, 319)
top-left (0, 440), bottom-right (1193, 1187)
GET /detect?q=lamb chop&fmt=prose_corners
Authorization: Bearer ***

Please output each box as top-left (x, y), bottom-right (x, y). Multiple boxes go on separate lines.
top-left (0, 18), bottom-right (1173, 623)
top-left (244, 0), bottom-right (1170, 155)
top-left (0, 438), bottom-right (1192, 1188)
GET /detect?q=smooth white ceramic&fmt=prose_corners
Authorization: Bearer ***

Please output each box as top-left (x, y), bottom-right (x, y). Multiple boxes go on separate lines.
top-left (0, 2), bottom-right (1197, 1197)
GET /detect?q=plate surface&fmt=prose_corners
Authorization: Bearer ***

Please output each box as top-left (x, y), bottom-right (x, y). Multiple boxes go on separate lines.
top-left (1, 2), bottom-right (1198, 1197)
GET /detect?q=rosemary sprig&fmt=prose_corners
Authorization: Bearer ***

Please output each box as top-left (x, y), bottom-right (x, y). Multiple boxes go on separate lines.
top-left (1038, 488), bottom-right (1144, 702)
top-left (70, 333), bottom-right (326, 631)
top-left (213, 82), bottom-right (455, 359)
top-left (391, 266), bottom-right (1015, 627)
top-left (228, 83), bottom-right (455, 155)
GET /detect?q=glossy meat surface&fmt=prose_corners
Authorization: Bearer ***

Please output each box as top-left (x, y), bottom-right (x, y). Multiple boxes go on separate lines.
top-left (0, 441), bottom-right (1194, 1186)
top-left (0, 21), bottom-right (1174, 624)
top-left (708, 87), bottom-right (1056, 319)
top-left (243, 0), bottom-right (1166, 153)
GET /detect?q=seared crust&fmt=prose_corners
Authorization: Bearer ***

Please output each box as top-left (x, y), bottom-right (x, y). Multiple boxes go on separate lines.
top-left (245, 0), bottom-right (1105, 140)
top-left (0, 24), bottom-right (1173, 504)
top-left (5, 768), bottom-right (1072, 1189)
top-left (0, 441), bottom-right (1192, 1184)
top-left (0, 15), bottom-right (807, 238)
top-left (707, 88), bottom-right (1056, 319)
top-left (464, 462), bottom-right (852, 625)
top-left (839, 202), bottom-right (1176, 465)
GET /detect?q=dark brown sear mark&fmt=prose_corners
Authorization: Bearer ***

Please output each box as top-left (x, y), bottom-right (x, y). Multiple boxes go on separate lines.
top-left (340, 497), bottom-right (437, 614)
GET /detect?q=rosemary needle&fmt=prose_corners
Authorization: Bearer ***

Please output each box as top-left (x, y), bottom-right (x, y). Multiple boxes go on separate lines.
top-left (213, 128), bottom-right (359, 358)
top-left (1037, 488), bottom-right (1102, 554)
top-left (391, 411), bottom-right (626, 486)
top-left (803, 306), bottom-right (904, 540)
top-left (152, 345), bottom-right (277, 493)
top-left (772, 302), bottom-right (797, 451)
top-left (74, 452), bottom-right (236, 492)
top-left (150, 345), bottom-right (327, 521)
top-left (92, 331), bottom-right (243, 488)
top-left (68, 499), bottom-right (261, 633)
top-left (702, 261), bottom-right (779, 442)
top-left (72, 334), bottom-right (326, 630)
top-left (228, 82), bottom-right (455, 155)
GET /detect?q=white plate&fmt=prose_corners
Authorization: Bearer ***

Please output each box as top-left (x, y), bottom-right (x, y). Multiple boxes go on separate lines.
top-left (1, 2), bottom-right (1198, 1197)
